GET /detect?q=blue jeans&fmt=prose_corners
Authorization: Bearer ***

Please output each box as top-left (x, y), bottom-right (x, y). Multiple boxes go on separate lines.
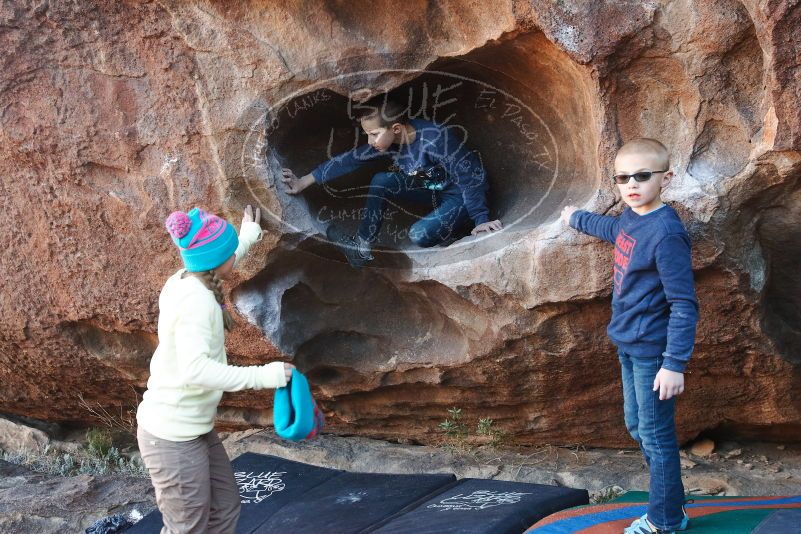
top-left (619, 350), bottom-right (685, 531)
top-left (358, 172), bottom-right (471, 247)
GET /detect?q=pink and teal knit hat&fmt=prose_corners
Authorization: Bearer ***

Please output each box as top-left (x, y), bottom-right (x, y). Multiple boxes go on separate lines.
top-left (165, 208), bottom-right (238, 272)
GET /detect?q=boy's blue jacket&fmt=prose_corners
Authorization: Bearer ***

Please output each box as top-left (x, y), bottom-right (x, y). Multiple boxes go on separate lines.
top-left (570, 205), bottom-right (699, 372)
top-left (310, 118), bottom-right (490, 225)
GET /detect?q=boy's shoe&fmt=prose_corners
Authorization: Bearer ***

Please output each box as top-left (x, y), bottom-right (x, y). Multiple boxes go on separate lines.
top-left (623, 508), bottom-right (689, 534)
top-left (326, 225), bottom-right (373, 269)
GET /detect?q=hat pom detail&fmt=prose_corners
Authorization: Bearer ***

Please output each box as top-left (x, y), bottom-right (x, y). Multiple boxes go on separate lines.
top-left (165, 211), bottom-right (192, 239)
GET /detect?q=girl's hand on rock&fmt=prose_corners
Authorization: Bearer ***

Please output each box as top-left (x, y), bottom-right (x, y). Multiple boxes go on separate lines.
top-left (242, 204), bottom-right (261, 225)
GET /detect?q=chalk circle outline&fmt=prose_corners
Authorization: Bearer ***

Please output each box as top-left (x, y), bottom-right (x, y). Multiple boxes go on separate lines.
top-left (238, 66), bottom-right (560, 257)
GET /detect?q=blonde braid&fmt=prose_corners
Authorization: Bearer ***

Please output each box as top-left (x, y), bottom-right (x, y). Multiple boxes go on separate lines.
top-left (183, 270), bottom-right (235, 331)
top-left (210, 271), bottom-right (235, 331)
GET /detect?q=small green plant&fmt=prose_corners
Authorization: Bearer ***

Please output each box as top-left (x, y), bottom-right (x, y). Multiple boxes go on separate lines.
top-left (59, 452), bottom-right (77, 476)
top-left (1, 434), bottom-right (147, 478)
top-left (439, 407), bottom-right (468, 441)
top-left (592, 485), bottom-right (625, 504)
top-left (438, 419), bottom-right (460, 436)
top-left (439, 408), bottom-right (508, 450)
top-left (477, 417), bottom-right (493, 435)
top-left (476, 417), bottom-right (506, 447)
top-left (86, 427), bottom-right (114, 457)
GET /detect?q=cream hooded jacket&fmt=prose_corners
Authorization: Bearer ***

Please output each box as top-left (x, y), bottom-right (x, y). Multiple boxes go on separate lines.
top-left (136, 221), bottom-right (285, 441)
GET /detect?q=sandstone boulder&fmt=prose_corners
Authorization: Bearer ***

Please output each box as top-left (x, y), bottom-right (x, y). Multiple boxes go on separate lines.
top-left (0, 0), bottom-right (799, 447)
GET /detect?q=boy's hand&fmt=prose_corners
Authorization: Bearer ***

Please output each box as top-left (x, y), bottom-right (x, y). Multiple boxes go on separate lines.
top-left (281, 168), bottom-right (314, 195)
top-left (242, 204), bottom-right (261, 225)
top-left (653, 368), bottom-right (684, 400)
top-left (471, 219), bottom-right (503, 235)
top-left (561, 205), bottom-right (578, 225)
top-left (283, 363), bottom-right (296, 382)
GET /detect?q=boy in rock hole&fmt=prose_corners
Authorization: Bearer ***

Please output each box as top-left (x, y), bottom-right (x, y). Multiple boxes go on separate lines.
top-left (282, 94), bottom-right (502, 267)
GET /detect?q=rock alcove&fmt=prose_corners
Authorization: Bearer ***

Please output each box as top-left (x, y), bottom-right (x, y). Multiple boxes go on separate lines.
top-left (263, 32), bottom-right (599, 257)
top-left (234, 32), bottom-right (600, 385)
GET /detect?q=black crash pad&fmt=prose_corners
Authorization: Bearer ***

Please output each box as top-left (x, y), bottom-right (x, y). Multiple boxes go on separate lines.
top-left (252, 471), bottom-right (456, 533)
top-left (129, 453), bottom-right (587, 534)
top-left (128, 453), bottom-right (341, 534)
top-left (373, 477), bottom-right (589, 534)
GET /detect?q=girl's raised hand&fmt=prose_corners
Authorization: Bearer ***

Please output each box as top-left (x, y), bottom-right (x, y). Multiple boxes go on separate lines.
top-left (242, 204), bottom-right (261, 225)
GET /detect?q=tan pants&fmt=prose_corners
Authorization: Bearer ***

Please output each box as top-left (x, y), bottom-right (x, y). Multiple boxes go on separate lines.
top-left (137, 427), bottom-right (241, 534)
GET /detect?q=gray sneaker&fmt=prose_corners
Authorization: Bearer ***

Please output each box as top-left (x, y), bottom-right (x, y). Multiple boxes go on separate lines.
top-left (326, 225), bottom-right (373, 269)
top-left (624, 508), bottom-right (689, 534)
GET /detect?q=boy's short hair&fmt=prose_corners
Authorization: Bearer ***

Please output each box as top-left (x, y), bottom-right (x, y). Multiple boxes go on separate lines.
top-left (617, 138), bottom-right (670, 168)
top-left (352, 95), bottom-right (408, 127)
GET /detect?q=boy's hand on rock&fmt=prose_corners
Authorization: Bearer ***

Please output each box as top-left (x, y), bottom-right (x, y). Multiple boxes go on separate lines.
top-left (471, 219), bottom-right (503, 235)
top-left (561, 205), bottom-right (578, 225)
top-left (653, 368), bottom-right (684, 400)
top-left (282, 168), bottom-right (314, 195)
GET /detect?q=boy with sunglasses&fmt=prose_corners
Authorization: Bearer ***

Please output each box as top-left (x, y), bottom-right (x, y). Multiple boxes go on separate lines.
top-left (561, 138), bottom-right (698, 534)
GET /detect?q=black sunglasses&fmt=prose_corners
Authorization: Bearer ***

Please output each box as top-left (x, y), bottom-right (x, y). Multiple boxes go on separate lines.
top-left (612, 170), bottom-right (669, 184)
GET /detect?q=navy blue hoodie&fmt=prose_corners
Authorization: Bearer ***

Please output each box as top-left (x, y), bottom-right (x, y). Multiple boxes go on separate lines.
top-left (311, 119), bottom-right (490, 225)
top-left (569, 205), bottom-right (699, 372)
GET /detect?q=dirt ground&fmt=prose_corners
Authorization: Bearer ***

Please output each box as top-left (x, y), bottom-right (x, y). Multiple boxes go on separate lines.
top-left (1, 425), bottom-right (799, 532)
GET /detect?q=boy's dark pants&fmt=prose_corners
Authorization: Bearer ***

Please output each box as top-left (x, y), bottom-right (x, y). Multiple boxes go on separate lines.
top-left (358, 171), bottom-right (472, 247)
top-left (619, 351), bottom-right (685, 531)
top-left (138, 427), bottom-right (240, 534)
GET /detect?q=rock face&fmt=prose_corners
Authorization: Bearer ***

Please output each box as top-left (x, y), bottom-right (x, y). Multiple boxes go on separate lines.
top-left (0, 459), bottom-right (152, 532)
top-left (0, 0), bottom-right (800, 447)
top-left (0, 418), bottom-right (49, 455)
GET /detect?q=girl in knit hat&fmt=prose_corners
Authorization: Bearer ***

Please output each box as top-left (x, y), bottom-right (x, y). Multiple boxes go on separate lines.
top-left (136, 205), bottom-right (292, 533)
